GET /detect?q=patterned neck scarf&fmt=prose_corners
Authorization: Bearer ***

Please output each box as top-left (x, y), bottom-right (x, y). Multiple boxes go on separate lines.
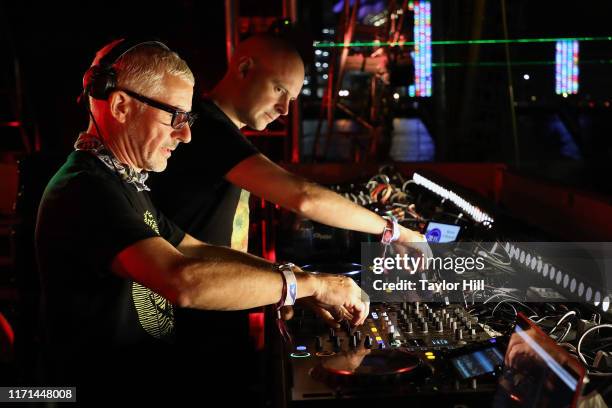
top-left (74, 132), bottom-right (150, 192)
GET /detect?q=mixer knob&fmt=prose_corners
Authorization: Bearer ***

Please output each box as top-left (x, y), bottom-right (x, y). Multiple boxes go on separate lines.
top-left (332, 336), bottom-right (341, 351)
top-left (451, 321), bottom-right (457, 331)
top-left (355, 330), bottom-right (362, 341)
top-left (437, 321), bottom-right (444, 332)
top-left (466, 321), bottom-right (472, 330)
top-left (470, 328), bottom-right (477, 337)
top-left (342, 320), bottom-right (352, 333)
top-left (415, 302), bottom-right (420, 312)
top-left (329, 328), bottom-right (336, 338)
top-left (364, 335), bottom-right (373, 349)
top-left (315, 336), bottom-right (323, 352)
top-left (422, 322), bottom-right (428, 333)
top-left (407, 322), bottom-right (414, 334)
top-left (350, 335), bottom-right (358, 348)
top-left (456, 328), bottom-right (463, 340)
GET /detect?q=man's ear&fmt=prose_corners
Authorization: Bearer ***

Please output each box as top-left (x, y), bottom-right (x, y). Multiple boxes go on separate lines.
top-left (108, 91), bottom-right (131, 124)
top-left (237, 56), bottom-right (254, 79)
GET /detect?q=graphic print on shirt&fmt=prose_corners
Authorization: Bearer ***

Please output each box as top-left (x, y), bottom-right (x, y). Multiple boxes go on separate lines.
top-left (231, 189), bottom-right (250, 252)
top-left (132, 210), bottom-right (174, 341)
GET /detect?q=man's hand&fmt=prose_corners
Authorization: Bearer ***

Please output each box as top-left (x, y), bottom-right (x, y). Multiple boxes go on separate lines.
top-left (397, 225), bottom-right (434, 260)
top-left (309, 274), bottom-right (370, 326)
top-left (281, 299), bottom-right (354, 328)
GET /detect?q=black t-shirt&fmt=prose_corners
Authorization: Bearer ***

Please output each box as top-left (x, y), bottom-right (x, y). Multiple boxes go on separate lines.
top-left (35, 150), bottom-right (185, 388)
top-left (150, 98), bottom-right (259, 249)
top-left (149, 99), bottom-right (261, 388)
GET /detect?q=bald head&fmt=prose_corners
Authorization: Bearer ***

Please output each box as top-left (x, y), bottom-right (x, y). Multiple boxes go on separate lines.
top-left (214, 34), bottom-right (305, 130)
top-left (230, 34), bottom-right (304, 72)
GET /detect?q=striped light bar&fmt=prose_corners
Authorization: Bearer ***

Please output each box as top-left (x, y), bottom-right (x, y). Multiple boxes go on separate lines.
top-left (412, 172), bottom-right (494, 225)
top-left (413, 1), bottom-right (432, 97)
top-left (555, 40), bottom-right (579, 95)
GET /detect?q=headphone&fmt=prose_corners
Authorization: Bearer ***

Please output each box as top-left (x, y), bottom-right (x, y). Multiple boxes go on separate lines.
top-left (81, 39), bottom-right (170, 101)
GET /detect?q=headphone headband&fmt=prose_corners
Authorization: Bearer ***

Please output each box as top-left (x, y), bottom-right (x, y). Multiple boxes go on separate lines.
top-left (81, 38), bottom-right (170, 102)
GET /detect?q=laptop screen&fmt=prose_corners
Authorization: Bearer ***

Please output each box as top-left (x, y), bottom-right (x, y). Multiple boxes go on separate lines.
top-left (494, 312), bottom-right (586, 408)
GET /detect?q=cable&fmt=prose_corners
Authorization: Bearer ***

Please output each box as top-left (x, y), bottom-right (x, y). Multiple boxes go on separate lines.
top-left (549, 311), bottom-right (577, 336)
top-left (556, 322), bottom-right (572, 343)
top-left (491, 299), bottom-right (518, 317)
top-left (577, 324), bottom-right (612, 366)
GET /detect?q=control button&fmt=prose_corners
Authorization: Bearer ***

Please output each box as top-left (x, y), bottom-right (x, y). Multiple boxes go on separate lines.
top-left (315, 336), bottom-right (323, 352)
top-left (455, 328), bottom-right (463, 340)
top-left (332, 336), bottom-right (341, 351)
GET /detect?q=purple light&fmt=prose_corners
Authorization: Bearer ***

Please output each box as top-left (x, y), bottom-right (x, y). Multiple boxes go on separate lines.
top-left (413, 1), bottom-right (432, 97)
top-left (555, 40), bottom-right (579, 95)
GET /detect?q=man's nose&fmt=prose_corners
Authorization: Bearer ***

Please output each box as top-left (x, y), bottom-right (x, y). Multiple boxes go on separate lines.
top-left (174, 124), bottom-right (192, 144)
top-left (275, 95), bottom-right (291, 116)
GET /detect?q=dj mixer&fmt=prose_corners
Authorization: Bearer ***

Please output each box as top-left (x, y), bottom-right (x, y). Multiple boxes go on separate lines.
top-left (271, 168), bottom-right (612, 408)
top-left (284, 302), bottom-right (504, 406)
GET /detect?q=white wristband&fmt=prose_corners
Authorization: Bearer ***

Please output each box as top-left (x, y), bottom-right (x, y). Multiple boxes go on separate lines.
top-left (279, 263), bottom-right (297, 306)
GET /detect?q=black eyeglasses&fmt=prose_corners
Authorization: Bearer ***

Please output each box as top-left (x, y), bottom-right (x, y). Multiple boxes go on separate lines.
top-left (118, 88), bottom-right (197, 129)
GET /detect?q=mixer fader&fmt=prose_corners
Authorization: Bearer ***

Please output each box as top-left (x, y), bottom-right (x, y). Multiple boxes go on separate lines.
top-left (285, 302), bottom-right (501, 405)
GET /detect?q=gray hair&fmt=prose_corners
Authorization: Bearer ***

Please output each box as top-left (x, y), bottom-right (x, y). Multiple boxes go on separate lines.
top-left (88, 40), bottom-right (194, 113)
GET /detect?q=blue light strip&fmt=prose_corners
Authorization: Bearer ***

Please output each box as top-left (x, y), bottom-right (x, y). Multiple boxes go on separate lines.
top-left (555, 40), bottom-right (579, 95)
top-left (414, 1), bottom-right (432, 97)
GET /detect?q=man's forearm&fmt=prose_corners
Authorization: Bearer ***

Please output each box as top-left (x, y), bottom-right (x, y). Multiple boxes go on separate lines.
top-left (176, 244), bottom-right (318, 310)
top-left (298, 182), bottom-right (387, 234)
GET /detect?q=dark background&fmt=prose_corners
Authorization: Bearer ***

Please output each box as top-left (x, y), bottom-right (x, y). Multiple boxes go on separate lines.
top-left (2, 0), bottom-right (612, 193)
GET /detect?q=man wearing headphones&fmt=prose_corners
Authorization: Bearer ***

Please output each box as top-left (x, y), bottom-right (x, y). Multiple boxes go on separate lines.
top-left (35, 39), bottom-right (368, 400)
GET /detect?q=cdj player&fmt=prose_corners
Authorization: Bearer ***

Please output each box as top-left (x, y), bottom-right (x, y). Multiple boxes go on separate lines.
top-left (282, 301), bottom-right (506, 407)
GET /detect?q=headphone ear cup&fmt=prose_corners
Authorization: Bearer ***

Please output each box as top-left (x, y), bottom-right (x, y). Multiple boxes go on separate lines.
top-left (86, 65), bottom-right (117, 100)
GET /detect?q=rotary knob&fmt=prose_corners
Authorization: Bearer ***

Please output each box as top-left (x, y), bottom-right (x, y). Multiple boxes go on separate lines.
top-left (315, 336), bottom-right (323, 352)
top-left (364, 335), bottom-right (373, 349)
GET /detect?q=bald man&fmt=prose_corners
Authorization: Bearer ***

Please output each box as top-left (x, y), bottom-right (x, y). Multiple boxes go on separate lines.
top-left (152, 33), bottom-right (426, 254)
top-left (150, 33), bottom-right (426, 399)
